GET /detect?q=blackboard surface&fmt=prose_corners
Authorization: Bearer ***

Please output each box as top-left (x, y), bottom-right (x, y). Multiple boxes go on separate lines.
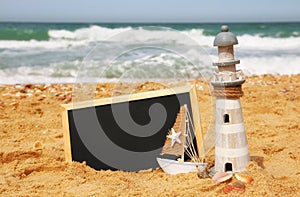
top-left (62, 85), bottom-right (202, 171)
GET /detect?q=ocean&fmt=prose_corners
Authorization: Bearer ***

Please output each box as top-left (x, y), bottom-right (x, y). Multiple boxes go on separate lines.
top-left (0, 22), bottom-right (299, 84)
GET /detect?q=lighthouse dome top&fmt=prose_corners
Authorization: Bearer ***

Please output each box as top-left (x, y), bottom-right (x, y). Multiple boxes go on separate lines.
top-left (213, 25), bottom-right (238, 47)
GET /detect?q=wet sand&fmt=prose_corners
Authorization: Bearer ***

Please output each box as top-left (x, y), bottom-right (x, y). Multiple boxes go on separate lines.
top-left (0, 75), bottom-right (299, 196)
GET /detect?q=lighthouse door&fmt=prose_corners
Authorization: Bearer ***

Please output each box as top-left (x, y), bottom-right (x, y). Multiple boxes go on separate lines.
top-left (224, 162), bottom-right (233, 172)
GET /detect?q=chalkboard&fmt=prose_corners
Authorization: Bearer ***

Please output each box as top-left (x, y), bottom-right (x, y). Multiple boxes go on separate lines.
top-left (62, 85), bottom-right (202, 171)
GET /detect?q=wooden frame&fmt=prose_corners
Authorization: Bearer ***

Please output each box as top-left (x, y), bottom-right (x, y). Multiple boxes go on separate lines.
top-left (61, 84), bottom-right (203, 169)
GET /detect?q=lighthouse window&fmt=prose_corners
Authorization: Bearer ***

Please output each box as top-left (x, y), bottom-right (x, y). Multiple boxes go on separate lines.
top-left (225, 163), bottom-right (233, 172)
top-left (224, 114), bottom-right (230, 123)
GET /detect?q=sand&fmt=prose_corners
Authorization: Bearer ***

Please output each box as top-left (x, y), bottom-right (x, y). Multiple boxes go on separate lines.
top-left (0, 75), bottom-right (300, 196)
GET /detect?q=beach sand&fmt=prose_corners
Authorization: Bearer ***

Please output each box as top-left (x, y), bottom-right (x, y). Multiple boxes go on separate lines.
top-left (0, 75), bottom-right (299, 196)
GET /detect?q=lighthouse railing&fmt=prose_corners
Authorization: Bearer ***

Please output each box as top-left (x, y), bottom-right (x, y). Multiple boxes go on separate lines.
top-left (213, 70), bottom-right (244, 82)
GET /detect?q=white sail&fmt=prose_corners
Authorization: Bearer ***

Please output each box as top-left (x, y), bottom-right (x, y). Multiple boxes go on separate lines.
top-left (157, 105), bottom-right (207, 175)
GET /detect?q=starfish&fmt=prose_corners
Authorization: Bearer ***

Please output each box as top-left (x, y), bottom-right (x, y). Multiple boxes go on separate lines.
top-left (167, 128), bottom-right (181, 147)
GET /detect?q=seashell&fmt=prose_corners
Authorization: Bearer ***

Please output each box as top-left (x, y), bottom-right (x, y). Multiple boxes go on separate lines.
top-left (212, 171), bottom-right (233, 183)
top-left (235, 172), bottom-right (253, 184)
top-left (231, 181), bottom-right (245, 191)
top-left (223, 181), bottom-right (245, 194)
top-left (222, 184), bottom-right (233, 194)
top-left (33, 141), bottom-right (43, 151)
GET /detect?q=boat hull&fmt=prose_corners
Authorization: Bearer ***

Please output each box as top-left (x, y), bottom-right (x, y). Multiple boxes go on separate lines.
top-left (156, 158), bottom-right (207, 175)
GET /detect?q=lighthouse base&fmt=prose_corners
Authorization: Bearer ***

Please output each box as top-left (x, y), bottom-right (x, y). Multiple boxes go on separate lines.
top-left (215, 150), bottom-right (250, 173)
top-left (214, 98), bottom-right (250, 173)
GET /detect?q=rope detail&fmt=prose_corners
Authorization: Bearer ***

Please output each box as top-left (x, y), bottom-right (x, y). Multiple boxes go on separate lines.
top-left (213, 85), bottom-right (243, 98)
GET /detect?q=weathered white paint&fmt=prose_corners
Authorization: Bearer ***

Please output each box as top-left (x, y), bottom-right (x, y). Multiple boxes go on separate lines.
top-left (215, 154), bottom-right (250, 172)
top-left (215, 146), bottom-right (249, 158)
top-left (216, 123), bottom-right (245, 134)
top-left (216, 132), bottom-right (248, 148)
top-left (216, 98), bottom-right (242, 110)
top-left (215, 97), bottom-right (250, 173)
top-left (218, 46), bottom-right (234, 61)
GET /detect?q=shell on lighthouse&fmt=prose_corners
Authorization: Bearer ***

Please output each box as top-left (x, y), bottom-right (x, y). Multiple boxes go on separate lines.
top-left (212, 25), bottom-right (250, 173)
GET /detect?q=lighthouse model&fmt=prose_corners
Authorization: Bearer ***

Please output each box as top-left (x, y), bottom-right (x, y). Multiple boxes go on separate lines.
top-left (211, 25), bottom-right (250, 173)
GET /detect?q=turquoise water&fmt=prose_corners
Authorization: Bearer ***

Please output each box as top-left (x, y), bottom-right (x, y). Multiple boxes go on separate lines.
top-left (0, 22), bottom-right (299, 41)
top-left (0, 22), bottom-right (300, 83)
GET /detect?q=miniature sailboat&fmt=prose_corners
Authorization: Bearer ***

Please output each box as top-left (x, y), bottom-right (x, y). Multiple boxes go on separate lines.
top-left (156, 104), bottom-right (207, 175)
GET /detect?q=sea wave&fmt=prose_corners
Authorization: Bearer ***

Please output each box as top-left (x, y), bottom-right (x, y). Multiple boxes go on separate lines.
top-left (0, 25), bottom-right (299, 50)
top-left (0, 54), bottom-right (206, 84)
top-left (48, 25), bottom-right (132, 41)
top-left (1, 51), bottom-right (300, 84)
top-left (237, 34), bottom-right (300, 50)
top-left (0, 39), bottom-right (90, 49)
top-left (48, 26), bottom-right (300, 50)
top-left (0, 25), bottom-right (300, 83)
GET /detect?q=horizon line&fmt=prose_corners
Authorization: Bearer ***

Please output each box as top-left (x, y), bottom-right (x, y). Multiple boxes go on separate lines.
top-left (0, 20), bottom-right (300, 24)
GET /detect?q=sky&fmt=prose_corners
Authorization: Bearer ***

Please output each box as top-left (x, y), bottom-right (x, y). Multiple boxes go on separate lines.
top-left (0, 0), bottom-right (300, 23)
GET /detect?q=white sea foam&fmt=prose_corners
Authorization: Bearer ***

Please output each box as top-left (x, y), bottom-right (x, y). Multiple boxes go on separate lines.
top-left (237, 34), bottom-right (300, 50)
top-left (1, 51), bottom-right (300, 84)
top-left (0, 25), bottom-right (298, 50)
top-left (48, 25), bottom-right (132, 41)
top-left (0, 39), bottom-right (90, 49)
top-left (0, 25), bottom-right (300, 84)
top-left (239, 56), bottom-right (300, 75)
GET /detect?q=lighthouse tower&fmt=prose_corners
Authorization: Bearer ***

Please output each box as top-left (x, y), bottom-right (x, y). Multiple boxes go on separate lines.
top-left (211, 25), bottom-right (250, 173)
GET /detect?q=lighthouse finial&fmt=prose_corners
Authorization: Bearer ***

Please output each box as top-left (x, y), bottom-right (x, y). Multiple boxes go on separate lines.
top-left (221, 25), bottom-right (229, 32)
top-left (213, 25), bottom-right (238, 46)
